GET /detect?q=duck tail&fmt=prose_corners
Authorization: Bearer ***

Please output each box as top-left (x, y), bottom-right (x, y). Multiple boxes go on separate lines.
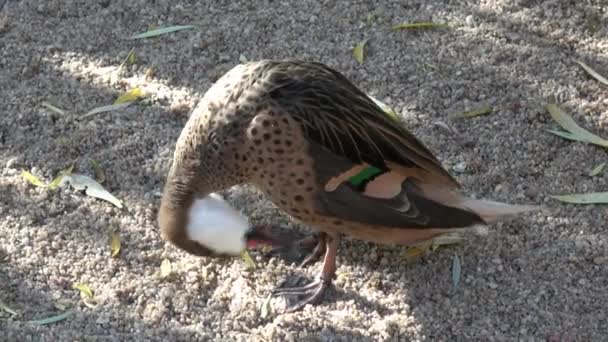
top-left (459, 197), bottom-right (542, 224)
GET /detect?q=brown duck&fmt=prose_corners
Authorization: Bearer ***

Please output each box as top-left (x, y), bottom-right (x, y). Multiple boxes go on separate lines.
top-left (159, 59), bottom-right (538, 312)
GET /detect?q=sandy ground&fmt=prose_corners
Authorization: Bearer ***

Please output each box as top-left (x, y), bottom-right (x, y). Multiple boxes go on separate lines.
top-left (1, 0), bottom-right (607, 340)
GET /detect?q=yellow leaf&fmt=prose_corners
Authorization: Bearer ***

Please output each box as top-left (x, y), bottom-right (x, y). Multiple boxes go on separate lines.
top-left (110, 232), bottom-right (121, 258)
top-left (48, 165), bottom-right (74, 190)
top-left (72, 283), bottom-right (94, 298)
top-left (21, 170), bottom-right (46, 187)
top-left (160, 258), bottom-right (172, 277)
top-left (240, 250), bottom-right (256, 269)
top-left (90, 160), bottom-right (106, 184)
top-left (353, 39), bottom-right (368, 65)
top-left (114, 87), bottom-right (144, 105)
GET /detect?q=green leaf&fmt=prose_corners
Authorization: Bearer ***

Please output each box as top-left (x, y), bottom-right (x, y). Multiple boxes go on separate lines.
top-left (114, 87), bottom-right (144, 105)
top-left (451, 255), bottom-right (461, 289)
top-left (575, 60), bottom-right (608, 86)
top-left (110, 232), bottom-right (121, 258)
top-left (90, 160), bottom-right (106, 184)
top-left (127, 49), bottom-right (136, 65)
top-left (459, 105), bottom-right (493, 118)
top-left (160, 258), bottom-right (172, 277)
top-left (48, 165), bottom-right (74, 190)
top-left (240, 250), bottom-right (256, 269)
top-left (546, 129), bottom-right (588, 143)
top-left (551, 192), bottom-right (608, 204)
top-left (72, 283), bottom-right (94, 298)
top-left (545, 104), bottom-right (608, 147)
top-left (353, 39), bottom-right (368, 65)
top-left (30, 310), bottom-right (74, 325)
top-left (392, 22), bottom-right (448, 30)
top-left (589, 162), bottom-right (605, 176)
top-left (82, 102), bottom-right (134, 119)
top-left (130, 25), bottom-right (195, 39)
top-left (21, 170), bottom-right (46, 187)
top-left (65, 174), bottom-right (123, 208)
top-left (0, 301), bottom-right (18, 316)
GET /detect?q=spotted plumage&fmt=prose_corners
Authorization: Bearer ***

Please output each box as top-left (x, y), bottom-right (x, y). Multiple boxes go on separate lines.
top-left (159, 59), bottom-right (538, 311)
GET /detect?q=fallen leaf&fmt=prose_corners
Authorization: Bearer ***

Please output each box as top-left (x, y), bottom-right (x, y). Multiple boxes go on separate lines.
top-left (259, 294), bottom-right (273, 319)
top-left (72, 283), bottom-right (94, 298)
top-left (130, 25), bottom-right (195, 39)
top-left (0, 301), bottom-right (18, 316)
top-left (114, 87), bottom-right (144, 105)
top-left (48, 165), bottom-right (73, 190)
top-left (160, 259), bottom-right (172, 277)
top-left (239, 54), bottom-right (248, 63)
top-left (545, 104), bottom-right (608, 148)
top-left (365, 13), bottom-right (375, 26)
top-left (575, 60), bottom-right (608, 86)
top-left (65, 174), bottom-right (123, 208)
top-left (452, 255), bottom-right (461, 289)
top-left (82, 296), bottom-right (98, 309)
top-left (127, 49), bottom-right (136, 65)
top-left (30, 310), bottom-right (74, 325)
top-left (546, 129), bottom-right (588, 143)
top-left (110, 232), bottom-right (121, 258)
top-left (368, 95), bottom-right (400, 122)
top-left (590, 162), bottom-right (605, 177)
top-left (90, 160), bottom-right (106, 184)
top-left (82, 102), bottom-right (134, 119)
top-left (353, 39), bottom-right (368, 64)
top-left (21, 170), bottom-right (46, 187)
top-left (392, 22), bottom-right (448, 30)
top-left (241, 250), bottom-right (256, 269)
top-left (459, 105), bottom-right (493, 118)
top-left (42, 102), bottom-right (66, 116)
top-left (551, 192), bottom-right (608, 204)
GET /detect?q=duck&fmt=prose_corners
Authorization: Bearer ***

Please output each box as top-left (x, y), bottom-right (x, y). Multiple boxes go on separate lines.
top-left (158, 59), bottom-right (538, 312)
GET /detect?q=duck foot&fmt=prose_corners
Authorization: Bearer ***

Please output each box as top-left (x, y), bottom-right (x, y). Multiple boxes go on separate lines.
top-left (271, 233), bottom-right (339, 312)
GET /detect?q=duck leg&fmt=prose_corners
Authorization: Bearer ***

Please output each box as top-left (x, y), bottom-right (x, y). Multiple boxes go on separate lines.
top-left (272, 233), bottom-right (339, 312)
top-left (248, 225), bottom-right (326, 266)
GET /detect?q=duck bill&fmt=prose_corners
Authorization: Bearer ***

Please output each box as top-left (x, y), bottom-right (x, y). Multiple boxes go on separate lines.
top-left (244, 225), bottom-right (289, 250)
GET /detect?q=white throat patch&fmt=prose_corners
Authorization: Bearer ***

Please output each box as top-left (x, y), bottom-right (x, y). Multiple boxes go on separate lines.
top-left (186, 193), bottom-right (249, 255)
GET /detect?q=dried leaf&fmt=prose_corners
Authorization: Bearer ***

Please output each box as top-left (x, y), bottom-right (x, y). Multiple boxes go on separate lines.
top-left (365, 14), bottom-right (375, 26)
top-left (353, 39), bottom-right (368, 64)
top-left (65, 174), bottom-right (123, 208)
top-left (452, 255), bottom-right (461, 289)
top-left (30, 310), bottom-right (74, 325)
top-left (42, 102), bottom-right (66, 116)
top-left (239, 54), bottom-right (248, 63)
top-left (551, 192), bottom-right (608, 204)
top-left (110, 232), bottom-right (121, 258)
top-left (160, 259), bottom-right (172, 277)
top-left (0, 301), bottom-right (18, 316)
top-left (368, 95), bottom-right (400, 122)
top-left (21, 170), bottom-right (46, 187)
top-left (82, 296), bottom-right (98, 309)
top-left (90, 160), bottom-right (106, 184)
top-left (48, 165), bottom-right (74, 190)
top-left (82, 102), bottom-right (133, 119)
top-left (459, 105), bottom-right (493, 118)
top-left (72, 283), bottom-right (94, 298)
top-left (575, 60), bottom-right (608, 86)
top-left (114, 87), bottom-right (144, 105)
top-left (130, 25), bottom-right (195, 39)
top-left (545, 104), bottom-right (608, 147)
top-left (259, 294), bottom-right (273, 319)
top-left (392, 22), bottom-right (448, 30)
top-left (590, 162), bottom-right (605, 176)
top-left (241, 250), bottom-right (256, 269)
